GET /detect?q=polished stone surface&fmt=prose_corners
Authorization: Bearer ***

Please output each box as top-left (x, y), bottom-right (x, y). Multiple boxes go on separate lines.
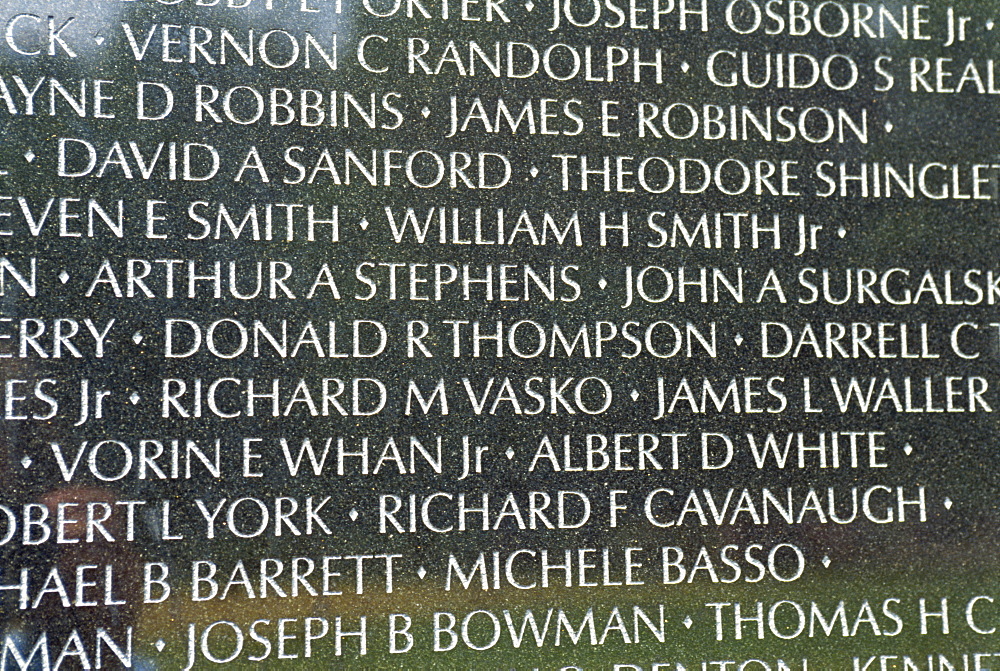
top-left (0, 0), bottom-right (997, 668)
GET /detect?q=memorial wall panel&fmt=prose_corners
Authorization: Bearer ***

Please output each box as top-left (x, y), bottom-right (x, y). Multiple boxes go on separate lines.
top-left (0, 0), bottom-right (997, 668)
